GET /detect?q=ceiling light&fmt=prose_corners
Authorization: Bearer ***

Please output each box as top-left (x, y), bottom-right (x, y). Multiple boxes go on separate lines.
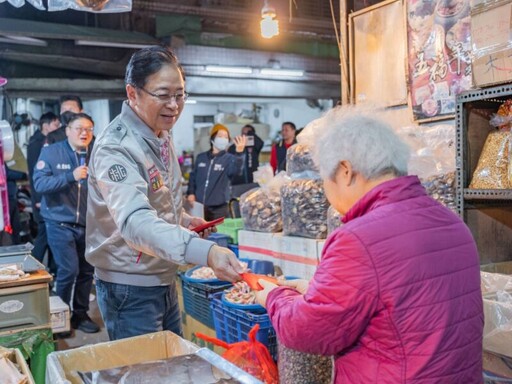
top-left (261, 0), bottom-right (279, 39)
top-left (260, 68), bottom-right (304, 77)
top-left (75, 40), bottom-right (152, 49)
top-left (185, 99), bottom-right (197, 104)
top-left (0, 35), bottom-right (47, 47)
top-left (205, 65), bottom-right (253, 75)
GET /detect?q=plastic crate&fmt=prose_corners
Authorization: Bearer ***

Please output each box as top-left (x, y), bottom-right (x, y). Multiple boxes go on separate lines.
top-left (228, 244), bottom-right (239, 257)
top-left (210, 292), bottom-right (277, 360)
top-left (216, 218), bottom-right (244, 244)
top-left (181, 278), bottom-right (232, 328)
top-left (207, 233), bottom-right (230, 248)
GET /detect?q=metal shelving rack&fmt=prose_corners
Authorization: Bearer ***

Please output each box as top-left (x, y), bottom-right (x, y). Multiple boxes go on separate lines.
top-left (456, 84), bottom-right (512, 264)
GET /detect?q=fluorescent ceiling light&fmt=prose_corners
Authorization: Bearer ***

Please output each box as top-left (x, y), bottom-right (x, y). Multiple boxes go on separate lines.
top-left (260, 68), bottom-right (304, 77)
top-left (75, 40), bottom-right (152, 49)
top-left (0, 35), bottom-right (47, 47)
top-left (205, 65), bottom-right (253, 75)
top-left (185, 99), bottom-right (197, 104)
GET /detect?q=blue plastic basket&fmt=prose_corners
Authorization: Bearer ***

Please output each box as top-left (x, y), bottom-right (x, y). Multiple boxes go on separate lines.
top-left (210, 292), bottom-right (277, 360)
top-left (181, 277), bottom-right (232, 328)
top-left (207, 233), bottom-right (230, 248)
top-left (228, 244), bottom-right (239, 257)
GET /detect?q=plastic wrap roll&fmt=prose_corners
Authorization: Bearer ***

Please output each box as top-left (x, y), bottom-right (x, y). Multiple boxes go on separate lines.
top-left (0, 120), bottom-right (14, 161)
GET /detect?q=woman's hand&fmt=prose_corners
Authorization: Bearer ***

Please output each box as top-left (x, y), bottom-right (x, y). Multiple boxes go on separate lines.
top-left (233, 135), bottom-right (247, 153)
top-left (278, 278), bottom-right (309, 295)
top-left (255, 279), bottom-right (278, 308)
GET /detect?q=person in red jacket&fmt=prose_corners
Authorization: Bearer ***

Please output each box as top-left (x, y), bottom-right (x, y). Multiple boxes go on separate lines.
top-left (269, 121), bottom-right (296, 173)
top-left (256, 107), bottom-right (483, 383)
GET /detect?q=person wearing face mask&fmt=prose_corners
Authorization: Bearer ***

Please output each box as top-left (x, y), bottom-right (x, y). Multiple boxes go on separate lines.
top-left (187, 124), bottom-right (247, 220)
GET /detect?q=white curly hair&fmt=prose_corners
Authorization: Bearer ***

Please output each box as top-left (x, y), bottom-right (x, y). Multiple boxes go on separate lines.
top-left (299, 105), bottom-right (410, 180)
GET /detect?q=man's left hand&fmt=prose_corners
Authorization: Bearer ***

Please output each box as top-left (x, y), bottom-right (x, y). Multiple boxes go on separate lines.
top-left (188, 217), bottom-right (216, 239)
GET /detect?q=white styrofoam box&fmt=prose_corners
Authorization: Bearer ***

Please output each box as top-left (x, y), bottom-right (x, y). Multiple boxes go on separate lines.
top-left (317, 240), bottom-right (326, 260)
top-left (276, 235), bottom-right (322, 280)
top-left (49, 296), bottom-right (70, 333)
top-left (238, 230), bottom-right (280, 266)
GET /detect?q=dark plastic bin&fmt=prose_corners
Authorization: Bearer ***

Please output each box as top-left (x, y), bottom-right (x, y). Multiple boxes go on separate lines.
top-left (210, 292), bottom-right (277, 360)
top-left (181, 278), bottom-right (232, 328)
top-left (207, 233), bottom-right (230, 248)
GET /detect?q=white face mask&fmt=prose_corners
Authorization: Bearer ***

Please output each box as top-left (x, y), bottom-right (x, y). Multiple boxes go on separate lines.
top-left (212, 137), bottom-right (229, 151)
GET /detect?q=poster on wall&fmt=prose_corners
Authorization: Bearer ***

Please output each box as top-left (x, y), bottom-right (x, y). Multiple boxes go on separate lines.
top-left (407, 0), bottom-right (472, 121)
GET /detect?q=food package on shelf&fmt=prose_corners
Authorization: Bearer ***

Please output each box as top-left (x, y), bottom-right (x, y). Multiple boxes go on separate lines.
top-left (281, 179), bottom-right (329, 239)
top-left (47, 0), bottom-right (132, 12)
top-left (396, 125), bottom-right (457, 212)
top-left (483, 290), bottom-right (512, 358)
top-left (469, 130), bottom-right (512, 189)
top-left (327, 205), bottom-right (343, 235)
top-left (277, 342), bottom-right (332, 384)
top-left (240, 169), bottom-right (289, 233)
top-left (286, 143), bottom-right (320, 179)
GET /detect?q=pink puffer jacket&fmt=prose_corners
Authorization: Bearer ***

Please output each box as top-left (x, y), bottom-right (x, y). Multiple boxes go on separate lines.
top-left (267, 176), bottom-right (483, 383)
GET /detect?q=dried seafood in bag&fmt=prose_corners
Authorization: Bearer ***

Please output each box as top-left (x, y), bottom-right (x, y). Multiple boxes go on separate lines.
top-left (277, 341), bottom-right (333, 384)
top-left (281, 179), bottom-right (328, 239)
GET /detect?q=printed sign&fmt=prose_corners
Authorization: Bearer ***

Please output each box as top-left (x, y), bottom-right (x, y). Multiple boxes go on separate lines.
top-left (108, 164), bottom-right (128, 182)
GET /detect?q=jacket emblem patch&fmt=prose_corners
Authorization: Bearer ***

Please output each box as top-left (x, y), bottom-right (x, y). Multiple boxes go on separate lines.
top-left (213, 164), bottom-right (224, 171)
top-left (56, 163), bottom-right (71, 170)
top-left (148, 165), bottom-right (164, 192)
top-left (108, 164), bottom-right (128, 182)
top-left (36, 160), bottom-right (45, 170)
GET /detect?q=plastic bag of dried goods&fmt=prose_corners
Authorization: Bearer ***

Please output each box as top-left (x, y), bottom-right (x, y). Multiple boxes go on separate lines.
top-left (327, 205), bottom-right (343, 235)
top-left (277, 341), bottom-right (333, 384)
top-left (286, 143), bottom-right (320, 179)
top-left (240, 171), bottom-right (289, 233)
top-left (469, 130), bottom-right (512, 189)
top-left (281, 179), bottom-right (329, 239)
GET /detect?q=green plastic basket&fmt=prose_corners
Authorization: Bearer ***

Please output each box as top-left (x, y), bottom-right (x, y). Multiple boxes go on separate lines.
top-left (215, 218), bottom-right (244, 244)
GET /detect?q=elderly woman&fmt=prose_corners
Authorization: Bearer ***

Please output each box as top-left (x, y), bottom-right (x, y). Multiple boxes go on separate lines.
top-left (256, 108), bottom-right (483, 383)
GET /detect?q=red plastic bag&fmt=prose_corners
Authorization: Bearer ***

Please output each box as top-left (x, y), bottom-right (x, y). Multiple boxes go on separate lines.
top-left (196, 325), bottom-right (278, 384)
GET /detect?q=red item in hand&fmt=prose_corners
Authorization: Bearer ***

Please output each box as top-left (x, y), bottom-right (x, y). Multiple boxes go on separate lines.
top-left (240, 273), bottom-right (278, 291)
top-left (191, 217), bottom-right (224, 233)
top-left (196, 324), bottom-right (278, 384)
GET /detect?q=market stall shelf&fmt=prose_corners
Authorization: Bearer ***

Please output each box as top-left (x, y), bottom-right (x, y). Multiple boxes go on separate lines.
top-left (456, 84), bottom-right (512, 264)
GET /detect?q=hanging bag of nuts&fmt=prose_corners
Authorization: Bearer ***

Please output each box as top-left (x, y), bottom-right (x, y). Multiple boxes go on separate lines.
top-left (470, 100), bottom-right (512, 189)
top-left (240, 167), bottom-right (290, 233)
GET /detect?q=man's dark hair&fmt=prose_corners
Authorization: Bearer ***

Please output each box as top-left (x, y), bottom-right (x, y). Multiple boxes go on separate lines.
top-left (60, 95), bottom-right (83, 111)
top-left (125, 45), bottom-right (185, 89)
top-left (282, 121), bottom-right (296, 130)
top-left (242, 124), bottom-right (256, 134)
top-left (39, 112), bottom-right (59, 127)
top-left (67, 112), bottom-right (94, 126)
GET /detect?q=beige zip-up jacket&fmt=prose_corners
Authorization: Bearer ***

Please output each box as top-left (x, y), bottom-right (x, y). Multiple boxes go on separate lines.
top-left (85, 102), bottom-right (214, 286)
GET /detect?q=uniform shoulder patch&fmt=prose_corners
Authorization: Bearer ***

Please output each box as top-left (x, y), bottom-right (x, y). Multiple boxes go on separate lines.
top-left (108, 164), bottom-right (128, 182)
top-left (36, 160), bottom-right (45, 170)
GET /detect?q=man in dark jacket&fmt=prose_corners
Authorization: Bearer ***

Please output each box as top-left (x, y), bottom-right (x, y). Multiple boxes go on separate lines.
top-left (33, 113), bottom-right (99, 334)
top-left (3, 165), bottom-right (27, 244)
top-left (270, 121), bottom-right (297, 173)
top-left (48, 95), bottom-right (83, 144)
top-left (27, 112), bottom-right (60, 263)
top-left (228, 124), bottom-right (264, 185)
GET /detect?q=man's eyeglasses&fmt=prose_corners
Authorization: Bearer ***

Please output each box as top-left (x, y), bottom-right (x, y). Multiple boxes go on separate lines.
top-left (138, 87), bottom-right (189, 104)
top-left (69, 126), bottom-right (94, 133)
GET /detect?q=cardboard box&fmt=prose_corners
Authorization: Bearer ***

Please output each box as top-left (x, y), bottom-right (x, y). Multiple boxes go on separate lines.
top-left (49, 296), bottom-right (70, 333)
top-left (46, 331), bottom-right (199, 384)
top-left (471, 0), bottom-right (512, 87)
top-left (277, 235), bottom-right (321, 280)
top-left (238, 230), bottom-right (280, 266)
top-left (483, 291), bottom-right (512, 357)
top-left (1, 347), bottom-right (35, 384)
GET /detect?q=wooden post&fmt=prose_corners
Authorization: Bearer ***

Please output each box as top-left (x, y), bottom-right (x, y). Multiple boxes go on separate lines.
top-left (340, 0), bottom-right (349, 104)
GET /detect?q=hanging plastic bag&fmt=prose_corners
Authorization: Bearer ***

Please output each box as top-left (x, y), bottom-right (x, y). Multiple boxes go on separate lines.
top-left (240, 170), bottom-right (289, 233)
top-left (0, 0), bottom-right (44, 9)
top-left (285, 143), bottom-right (320, 179)
top-left (196, 325), bottom-right (278, 384)
top-left (47, 0), bottom-right (131, 13)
